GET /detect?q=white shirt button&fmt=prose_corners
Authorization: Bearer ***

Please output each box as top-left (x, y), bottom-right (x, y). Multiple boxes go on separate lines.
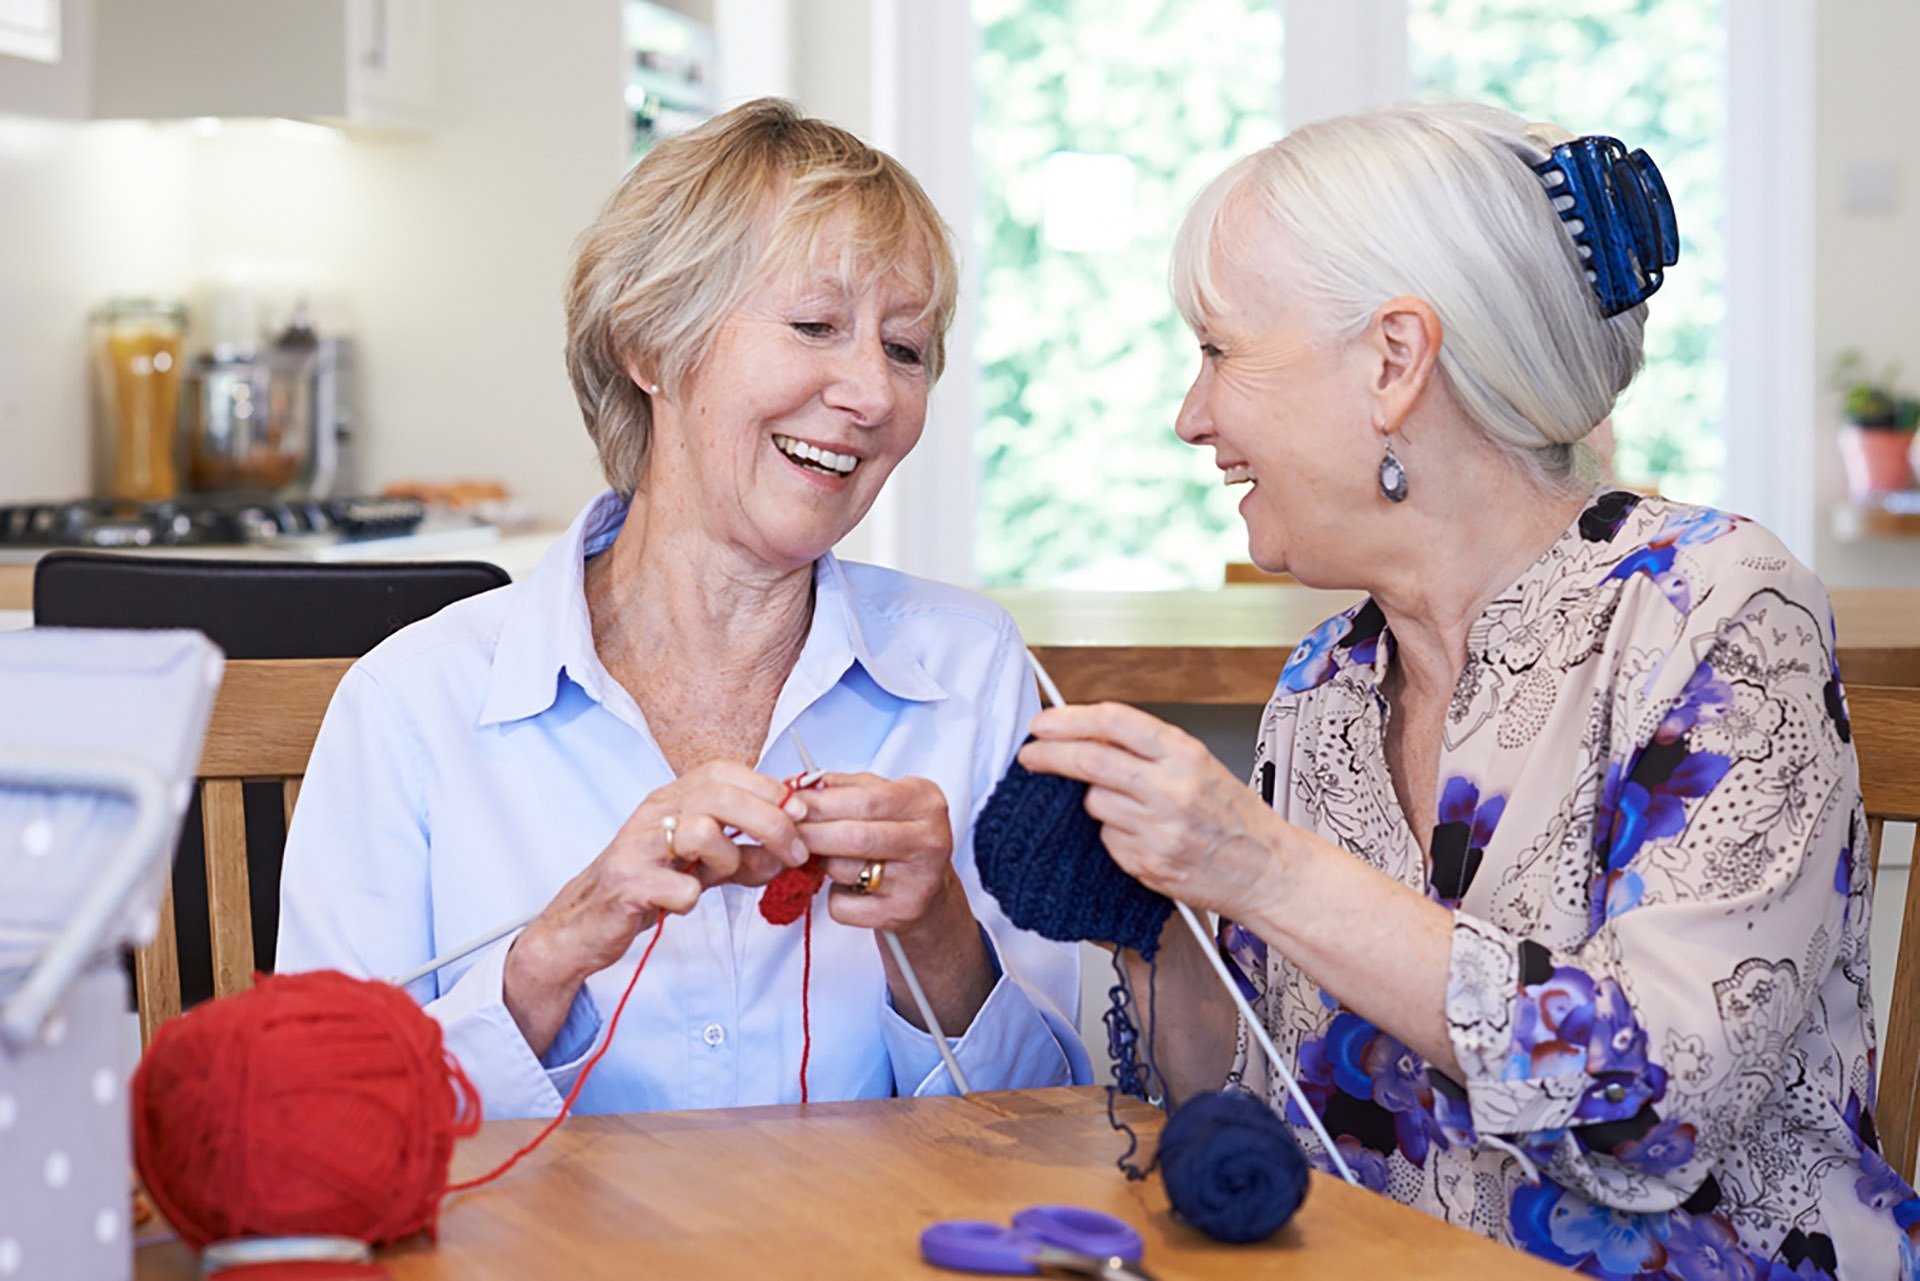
top-left (702, 1022), bottom-right (725, 1047)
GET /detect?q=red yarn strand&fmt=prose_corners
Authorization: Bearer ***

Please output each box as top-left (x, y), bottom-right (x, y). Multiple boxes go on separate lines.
top-left (445, 919), bottom-right (666, 1195)
top-left (799, 898), bottom-right (813, 1104)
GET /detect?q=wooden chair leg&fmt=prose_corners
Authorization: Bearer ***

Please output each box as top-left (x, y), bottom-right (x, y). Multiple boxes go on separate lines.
top-left (134, 879), bottom-right (181, 1051)
top-left (201, 778), bottom-right (256, 1000)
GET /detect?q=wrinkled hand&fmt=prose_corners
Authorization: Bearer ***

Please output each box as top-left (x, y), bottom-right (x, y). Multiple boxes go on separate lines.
top-left (505, 760), bottom-right (808, 1053)
top-left (798, 772), bottom-right (963, 935)
top-left (1017, 702), bottom-right (1290, 918)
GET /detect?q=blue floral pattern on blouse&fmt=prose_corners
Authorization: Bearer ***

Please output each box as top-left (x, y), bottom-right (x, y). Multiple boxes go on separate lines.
top-left (1227, 492), bottom-right (1912, 1276)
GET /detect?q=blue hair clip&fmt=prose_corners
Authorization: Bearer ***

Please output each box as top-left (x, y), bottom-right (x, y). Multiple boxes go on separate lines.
top-left (1533, 136), bottom-right (1679, 318)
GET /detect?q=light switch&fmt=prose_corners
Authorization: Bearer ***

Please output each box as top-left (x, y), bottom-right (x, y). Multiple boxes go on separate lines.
top-left (1843, 158), bottom-right (1899, 215)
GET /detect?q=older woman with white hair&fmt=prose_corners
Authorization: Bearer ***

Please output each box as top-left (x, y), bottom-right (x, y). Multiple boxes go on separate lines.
top-left (1022, 103), bottom-right (1913, 1274)
top-left (278, 99), bottom-right (1088, 1116)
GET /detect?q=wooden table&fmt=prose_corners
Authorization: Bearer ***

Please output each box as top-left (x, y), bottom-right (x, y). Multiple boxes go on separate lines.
top-left (994, 585), bottom-right (1920, 702)
top-left (133, 1087), bottom-right (1559, 1279)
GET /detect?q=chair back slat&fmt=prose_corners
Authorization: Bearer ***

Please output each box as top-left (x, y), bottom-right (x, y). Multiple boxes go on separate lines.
top-left (197, 659), bottom-right (352, 779)
top-left (134, 883), bottom-right (182, 1048)
top-left (131, 657), bottom-right (351, 1047)
top-left (201, 777), bottom-right (256, 1001)
top-left (1852, 685), bottom-right (1920, 1182)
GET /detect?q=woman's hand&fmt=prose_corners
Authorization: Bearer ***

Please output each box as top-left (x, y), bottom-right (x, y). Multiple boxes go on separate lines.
top-left (504, 760), bottom-right (810, 1056)
top-left (1018, 702), bottom-right (1293, 919)
top-left (801, 772), bottom-right (995, 1034)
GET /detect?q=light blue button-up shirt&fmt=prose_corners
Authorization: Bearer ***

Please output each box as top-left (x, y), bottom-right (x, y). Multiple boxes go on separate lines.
top-left (277, 492), bottom-right (1090, 1118)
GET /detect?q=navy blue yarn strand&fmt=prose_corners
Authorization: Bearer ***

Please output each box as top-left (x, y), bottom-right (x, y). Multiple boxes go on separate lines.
top-left (1102, 948), bottom-right (1161, 1181)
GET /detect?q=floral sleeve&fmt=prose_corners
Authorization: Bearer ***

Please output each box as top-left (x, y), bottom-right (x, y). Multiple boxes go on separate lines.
top-left (1442, 572), bottom-right (1864, 1212)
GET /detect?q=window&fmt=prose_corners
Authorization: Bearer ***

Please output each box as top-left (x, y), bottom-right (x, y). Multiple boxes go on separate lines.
top-left (973, 0), bottom-right (1282, 588)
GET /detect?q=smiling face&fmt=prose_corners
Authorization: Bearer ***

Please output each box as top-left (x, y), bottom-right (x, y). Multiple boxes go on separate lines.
top-left (643, 234), bottom-right (937, 573)
top-left (1174, 213), bottom-right (1383, 582)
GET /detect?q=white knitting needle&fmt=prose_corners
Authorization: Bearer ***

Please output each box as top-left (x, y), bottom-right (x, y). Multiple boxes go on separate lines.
top-left (387, 770), bottom-right (831, 990)
top-left (1024, 649), bottom-right (1359, 1186)
top-left (388, 910), bottom-right (539, 990)
top-left (790, 732), bottom-right (973, 1096)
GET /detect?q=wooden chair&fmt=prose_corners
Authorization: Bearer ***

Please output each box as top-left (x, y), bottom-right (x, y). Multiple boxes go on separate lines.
top-left (1853, 684), bottom-right (1920, 1180)
top-left (33, 552), bottom-right (510, 1041)
top-left (135, 656), bottom-right (353, 1046)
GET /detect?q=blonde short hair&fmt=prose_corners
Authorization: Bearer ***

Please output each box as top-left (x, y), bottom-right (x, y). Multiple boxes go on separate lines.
top-left (1172, 102), bottom-right (1647, 488)
top-left (566, 99), bottom-right (959, 495)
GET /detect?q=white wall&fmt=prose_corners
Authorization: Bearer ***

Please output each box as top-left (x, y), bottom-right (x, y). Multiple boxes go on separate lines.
top-left (0, 0), bottom-right (628, 522)
top-left (1812, 0), bottom-right (1920, 588)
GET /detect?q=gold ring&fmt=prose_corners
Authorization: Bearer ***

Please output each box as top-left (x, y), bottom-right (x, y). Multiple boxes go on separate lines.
top-left (661, 815), bottom-right (679, 857)
top-left (854, 859), bottom-right (884, 895)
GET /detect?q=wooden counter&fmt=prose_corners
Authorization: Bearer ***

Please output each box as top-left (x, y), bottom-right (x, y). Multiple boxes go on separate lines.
top-left (994, 584), bottom-right (1920, 702)
top-left (11, 557), bottom-right (1920, 694)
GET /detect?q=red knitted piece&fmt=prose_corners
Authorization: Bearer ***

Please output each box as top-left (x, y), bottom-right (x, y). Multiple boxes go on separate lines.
top-left (130, 970), bottom-right (482, 1251)
top-left (758, 859), bottom-right (827, 926)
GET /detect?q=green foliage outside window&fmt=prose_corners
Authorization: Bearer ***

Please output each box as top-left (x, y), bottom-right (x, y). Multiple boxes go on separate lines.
top-left (1411, 0), bottom-right (1725, 501)
top-left (974, 0), bottom-right (1281, 588)
top-left (974, 0), bottom-right (1724, 589)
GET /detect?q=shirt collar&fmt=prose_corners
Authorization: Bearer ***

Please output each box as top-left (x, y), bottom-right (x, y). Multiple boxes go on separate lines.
top-left (479, 490), bottom-right (625, 727)
top-left (479, 492), bottom-right (945, 728)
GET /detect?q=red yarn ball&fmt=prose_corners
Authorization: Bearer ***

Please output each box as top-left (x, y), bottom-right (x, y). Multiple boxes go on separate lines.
top-left (131, 970), bottom-right (482, 1251)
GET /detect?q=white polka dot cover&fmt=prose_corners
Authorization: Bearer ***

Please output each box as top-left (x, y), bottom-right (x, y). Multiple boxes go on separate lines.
top-left (0, 628), bottom-right (225, 1280)
top-left (0, 967), bottom-right (134, 1280)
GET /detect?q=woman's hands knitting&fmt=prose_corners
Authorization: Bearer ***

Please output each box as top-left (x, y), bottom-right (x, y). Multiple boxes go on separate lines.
top-left (504, 760), bottom-right (811, 1058)
top-left (1018, 702), bottom-right (1296, 922)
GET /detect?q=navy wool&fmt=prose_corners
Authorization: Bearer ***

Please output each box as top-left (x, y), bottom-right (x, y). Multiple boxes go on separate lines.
top-left (1158, 1089), bottom-right (1312, 1244)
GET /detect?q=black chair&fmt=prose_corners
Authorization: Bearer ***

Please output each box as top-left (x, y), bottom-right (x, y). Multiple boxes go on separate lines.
top-left (33, 552), bottom-right (511, 1008)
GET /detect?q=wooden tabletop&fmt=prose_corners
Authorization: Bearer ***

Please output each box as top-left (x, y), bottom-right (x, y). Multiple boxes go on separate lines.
top-left (132, 1086), bottom-right (1559, 1279)
top-left (994, 584), bottom-right (1920, 702)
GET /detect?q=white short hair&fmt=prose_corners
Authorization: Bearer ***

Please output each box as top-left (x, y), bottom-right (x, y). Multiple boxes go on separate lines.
top-left (1172, 102), bottom-right (1648, 487)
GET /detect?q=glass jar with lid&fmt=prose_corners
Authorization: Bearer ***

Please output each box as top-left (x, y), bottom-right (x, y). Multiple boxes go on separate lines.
top-left (89, 298), bottom-right (189, 501)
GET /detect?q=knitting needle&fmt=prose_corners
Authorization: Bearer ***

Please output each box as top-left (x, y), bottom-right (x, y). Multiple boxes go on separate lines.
top-left (790, 732), bottom-right (973, 1096)
top-left (388, 909), bottom-right (539, 990)
top-left (1023, 649), bottom-right (1359, 1186)
top-left (387, 768), bottom-right (830, 990)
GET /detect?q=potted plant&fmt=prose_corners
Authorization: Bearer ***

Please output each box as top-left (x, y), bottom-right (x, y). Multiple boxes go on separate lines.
top-left (1831, 349), bottom-right (1920, 497)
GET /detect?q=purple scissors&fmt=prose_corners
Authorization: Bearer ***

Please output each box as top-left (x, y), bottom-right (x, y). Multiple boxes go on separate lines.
top-left (920, 1205), bottom-right (1155, 1279)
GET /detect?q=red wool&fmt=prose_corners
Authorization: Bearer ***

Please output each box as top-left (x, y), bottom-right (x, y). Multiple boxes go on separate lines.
top-left (755, 771), bottom-right (829, 1101)
top-left (130, 970), bottom-right (482, 1251)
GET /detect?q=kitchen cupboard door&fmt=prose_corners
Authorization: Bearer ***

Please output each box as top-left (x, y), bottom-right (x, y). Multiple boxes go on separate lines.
top-left (93, 0), bottom-right (437, 133)
top-left (345, 0), bottom-right (436, 131)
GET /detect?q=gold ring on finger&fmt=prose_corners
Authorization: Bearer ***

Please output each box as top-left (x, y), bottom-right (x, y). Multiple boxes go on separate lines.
top-left (854, 859), bottom-right (884, 895)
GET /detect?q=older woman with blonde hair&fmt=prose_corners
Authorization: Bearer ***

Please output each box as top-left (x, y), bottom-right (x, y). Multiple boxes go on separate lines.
top-left (278, 99), bottom-right (1088, 1116)
top-left (1023, 102), bottom-right (1914, 1274)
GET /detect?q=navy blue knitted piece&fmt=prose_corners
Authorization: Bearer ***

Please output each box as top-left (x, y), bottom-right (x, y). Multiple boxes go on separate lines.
top-left (974, 749), bottom-right (1173, 960)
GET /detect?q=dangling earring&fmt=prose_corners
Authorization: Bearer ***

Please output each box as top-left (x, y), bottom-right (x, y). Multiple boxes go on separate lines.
top-left (1378, 434), bottom-right (1409, 503)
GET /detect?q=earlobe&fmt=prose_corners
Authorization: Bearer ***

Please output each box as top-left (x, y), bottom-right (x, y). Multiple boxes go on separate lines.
top-left (624, 359), bottom-right (661, 398)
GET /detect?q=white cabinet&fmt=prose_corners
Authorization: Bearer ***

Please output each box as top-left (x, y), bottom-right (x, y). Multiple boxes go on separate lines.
top-left (93, 0), bottom-right (436, 132)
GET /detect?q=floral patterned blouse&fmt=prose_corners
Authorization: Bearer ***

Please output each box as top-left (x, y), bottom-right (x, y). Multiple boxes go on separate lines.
top-left (1222, 490), bottom-right (1918, 1278)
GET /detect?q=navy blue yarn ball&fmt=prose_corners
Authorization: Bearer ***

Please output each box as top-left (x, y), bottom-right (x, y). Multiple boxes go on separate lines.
top-left (974, 750), bottom-right (1172, 959)
top-left (1158, 1090), bottom-right (1311, 1244)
